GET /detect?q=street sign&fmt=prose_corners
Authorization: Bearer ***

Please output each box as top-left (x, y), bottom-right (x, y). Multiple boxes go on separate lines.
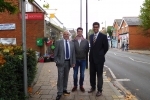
top-left (20, 13), bottom-right (44, 20)
top-left (0, 23), bottom-right (16, 30)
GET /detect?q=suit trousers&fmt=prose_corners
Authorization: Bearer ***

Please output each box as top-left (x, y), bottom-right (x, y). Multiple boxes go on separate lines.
top-left (90, 61), bottom-right (104, 92)
top-left (57, 61), bottom-right (70, 95)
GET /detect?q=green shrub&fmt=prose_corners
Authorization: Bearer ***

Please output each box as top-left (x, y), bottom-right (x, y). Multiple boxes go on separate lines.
top-left (0, 44), bottom-right (37, 100)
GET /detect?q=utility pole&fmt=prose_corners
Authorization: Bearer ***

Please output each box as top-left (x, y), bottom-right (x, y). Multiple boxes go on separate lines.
top-left (21, 0), bottom-right (28, 98)
top-left (80, 0), bottom-right (82, 27)
top-left (86, 0), bottom-right (88, 69)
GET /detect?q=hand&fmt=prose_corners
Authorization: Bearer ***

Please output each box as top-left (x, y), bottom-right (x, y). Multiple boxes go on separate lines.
top-left (72, 64), bottom-right (75, 67)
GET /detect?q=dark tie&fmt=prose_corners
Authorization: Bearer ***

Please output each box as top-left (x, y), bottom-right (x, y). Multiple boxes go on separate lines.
top-left (65, 40), bottom-right (69, 59)
top-left (93, 34), bottom-right (97, 44)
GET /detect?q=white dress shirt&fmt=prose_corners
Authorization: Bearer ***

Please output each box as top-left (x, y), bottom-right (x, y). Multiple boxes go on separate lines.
top-left (94, 32), bottom-right (99, 40)
top-left (78, 38), bottom-right (81, 46)
top-left (64, 39), bottom-right (70, 59)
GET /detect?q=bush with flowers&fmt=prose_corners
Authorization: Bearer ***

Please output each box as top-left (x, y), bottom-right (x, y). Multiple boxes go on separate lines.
top-left (0, 44), bottom-right (37, 100)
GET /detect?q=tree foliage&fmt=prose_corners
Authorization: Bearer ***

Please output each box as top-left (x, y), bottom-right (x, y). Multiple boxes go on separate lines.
top-left (100, 27), bottom-right (107, 35)
top-left (0, 0), bottom-right (49, 14)
top-left (43, 3), bottom-right (50, 9)
top-left (88, 29), bottom-right (94, 40)
top-left (107, 26), bottom-right (113, 37)
top-left (139, 0), bottom-right (150, 37)
top-left (0, 0), bottom-right (18, 14)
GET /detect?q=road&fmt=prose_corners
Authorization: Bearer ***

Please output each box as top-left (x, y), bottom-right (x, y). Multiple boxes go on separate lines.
top-left (104, 49), bottom-right (150, 100)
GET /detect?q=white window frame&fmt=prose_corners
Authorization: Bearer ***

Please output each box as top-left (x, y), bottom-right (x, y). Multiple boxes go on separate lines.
top-left (26, 2), bottom-right (33, 12)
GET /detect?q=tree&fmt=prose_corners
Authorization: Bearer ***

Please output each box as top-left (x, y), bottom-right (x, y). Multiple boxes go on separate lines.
top-left (0, 0), bottom-right (18, 14)
top-left (100, 27), bottom-right (107, 35)
top-left (88, 29), bottom-right (94, 40)
top-left (0, 0), bottom-right (49, 14)
top-left (107, 26), bottom-right (113, 37)
top-left (139, 0), bottom-right (150, 37)
top-left (71, 33), bottom-right (76, 40)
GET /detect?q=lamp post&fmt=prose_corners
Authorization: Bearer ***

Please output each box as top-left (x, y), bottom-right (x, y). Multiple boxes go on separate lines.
top-left (85, 0), bottom-right (102, 69)
top-left (80, 0), bottom-right (82, 27)
top-left (21, 0), bottom-right (28, 98)
top-left (86, 0), bottom-right (88, 69)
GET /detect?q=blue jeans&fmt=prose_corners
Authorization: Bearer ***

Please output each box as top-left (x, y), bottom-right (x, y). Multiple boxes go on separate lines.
top-left (73, 60), bottom-right (86, 87)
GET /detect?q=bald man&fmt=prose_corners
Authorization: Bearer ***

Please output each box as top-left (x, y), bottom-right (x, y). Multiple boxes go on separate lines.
top-left (54, 31), bottom-right (76, 100)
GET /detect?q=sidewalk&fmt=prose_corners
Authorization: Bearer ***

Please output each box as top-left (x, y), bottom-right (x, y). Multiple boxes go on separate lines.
top-left (29, 62), bottom-right (124, 100)
top-left (128, 50), bottom-right (150, 55)
top-left (111, 48), bottom-right (150, 55)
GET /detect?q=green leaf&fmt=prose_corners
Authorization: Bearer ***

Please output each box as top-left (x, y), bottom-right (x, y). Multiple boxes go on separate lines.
top-left (139, 0), bottom-right (150, 37)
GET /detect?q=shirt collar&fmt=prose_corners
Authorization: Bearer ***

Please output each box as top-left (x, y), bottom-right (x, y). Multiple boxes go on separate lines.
top-left (94, 32), bottom-right (99, 36)
top-left (64, 39), bottom-right (69, 42)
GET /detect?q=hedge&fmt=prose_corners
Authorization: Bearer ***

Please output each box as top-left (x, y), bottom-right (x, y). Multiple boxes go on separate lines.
top-left (0, 44), bottom-right (37, 100)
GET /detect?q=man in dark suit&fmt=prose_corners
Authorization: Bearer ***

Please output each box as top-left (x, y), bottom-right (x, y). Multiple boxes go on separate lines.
top-left (88, 22), bottom-right (109, 97)
top-left (54, 31), bottom-right (76, 100)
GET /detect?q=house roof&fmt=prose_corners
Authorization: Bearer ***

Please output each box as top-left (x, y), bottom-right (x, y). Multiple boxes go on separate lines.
top-left (116, 19), bottom-right (122, 26)
top-left (123, 17), bottom-right (141, 25)
top-left (118, 17), bottom-right (141, 30)
top-left (113, 19), bottom-right (122, 27)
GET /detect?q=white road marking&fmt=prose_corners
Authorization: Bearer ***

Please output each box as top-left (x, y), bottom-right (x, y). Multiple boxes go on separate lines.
top-left (116, 79), bottom-right (130, 81)
top-left (129, 57), bottom-right (134, 61)
top-left (104, 65), bottom-right (116, 79)
top-left (104, 65), bottom-right (130, 81)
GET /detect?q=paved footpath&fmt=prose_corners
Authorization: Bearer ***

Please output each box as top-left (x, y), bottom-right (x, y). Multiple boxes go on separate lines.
top-left (29, 62), bottom-right (125, 100)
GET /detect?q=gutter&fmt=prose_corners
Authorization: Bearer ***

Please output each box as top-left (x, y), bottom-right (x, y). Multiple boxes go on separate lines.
top-left (32, 1), bottom-right (48, 15)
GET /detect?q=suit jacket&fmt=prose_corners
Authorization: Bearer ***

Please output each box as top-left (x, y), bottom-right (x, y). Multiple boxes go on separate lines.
top-left (54, 39), bottom-right (76, 67)
top-left (89, 32), bottom-right (109, 64)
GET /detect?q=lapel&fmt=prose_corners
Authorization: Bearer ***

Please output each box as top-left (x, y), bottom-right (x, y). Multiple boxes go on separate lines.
top-left (95, 32), bottom-right (101, 43)
top-left (69, 41), bottom-right (72, 54)
top-left (91, 34), bottom-right (94, 46)
top-left (61, 39), bottom-right (65, 53)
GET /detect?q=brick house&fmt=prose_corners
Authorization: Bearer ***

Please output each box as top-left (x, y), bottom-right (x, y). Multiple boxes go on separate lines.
top-left (112, 19), bottom-right (122, 48)
top-left (0, 0), bottom-right (64, 56)
top-left (118, 17), bottom-right (150, 50)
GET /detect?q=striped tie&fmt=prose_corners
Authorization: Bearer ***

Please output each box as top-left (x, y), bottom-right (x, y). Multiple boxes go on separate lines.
top-left (93, 34), bottom-right (97, 44)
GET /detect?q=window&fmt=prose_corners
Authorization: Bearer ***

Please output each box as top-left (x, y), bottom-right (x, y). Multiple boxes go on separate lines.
top-left (19, 1), bottom-right (33, 12)
top-left (26, 2), bottom-right (33, 12)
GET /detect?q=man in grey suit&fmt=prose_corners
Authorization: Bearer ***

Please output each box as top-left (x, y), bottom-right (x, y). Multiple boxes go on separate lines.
top-left (54, 31), bottom-right (76, 100)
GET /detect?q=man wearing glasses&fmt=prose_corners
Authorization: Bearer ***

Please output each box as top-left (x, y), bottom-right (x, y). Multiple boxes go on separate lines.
top-left (88, 22), bottom-right (109, 97)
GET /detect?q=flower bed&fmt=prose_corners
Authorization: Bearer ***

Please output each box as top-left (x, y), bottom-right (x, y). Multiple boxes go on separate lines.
top-left (0, 44), bottom-right (37, 100)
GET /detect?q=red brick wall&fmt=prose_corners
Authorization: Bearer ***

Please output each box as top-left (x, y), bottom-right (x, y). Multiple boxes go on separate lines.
top-left (113, 22), bottom-right (118, 37)
top-left (129, 26), bottom-right (150, 50)
top-left (0, 0), bottom-right (45, 55)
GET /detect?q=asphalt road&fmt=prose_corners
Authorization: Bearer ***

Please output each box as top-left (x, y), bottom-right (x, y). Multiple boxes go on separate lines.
top-left (104, 49), bottom-right (150, 100)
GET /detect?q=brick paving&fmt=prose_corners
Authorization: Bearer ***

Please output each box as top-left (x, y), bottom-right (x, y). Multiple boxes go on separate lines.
top-left (29, 62), bottom-right (124, 100)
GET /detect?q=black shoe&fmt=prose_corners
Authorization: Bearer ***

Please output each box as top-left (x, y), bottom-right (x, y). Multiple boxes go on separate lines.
top-left (56, 95), bottom-right (61, 100)
top-left (63, 90), bottom-right (70, 96)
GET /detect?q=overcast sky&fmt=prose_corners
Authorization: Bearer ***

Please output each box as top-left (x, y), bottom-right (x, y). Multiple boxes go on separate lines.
top-left (36, 0), bottom-right (144, 35)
